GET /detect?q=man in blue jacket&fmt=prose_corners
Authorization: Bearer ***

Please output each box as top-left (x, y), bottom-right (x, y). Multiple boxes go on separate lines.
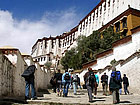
top-left (62, 69), bottom-right (71, 97)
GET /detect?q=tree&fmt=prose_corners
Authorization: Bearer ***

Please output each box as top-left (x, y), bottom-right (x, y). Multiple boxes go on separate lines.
top-left (60, 48), bottom-right (76, 70)
top-left (60, 27), bottom-right (121, 70)
top-left (44, 61), bottom-right (52, 70)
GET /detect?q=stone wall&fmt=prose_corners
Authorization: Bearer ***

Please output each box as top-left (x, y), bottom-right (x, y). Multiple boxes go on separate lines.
top-left (0, 49), bottom-right (51, 98)
top-left (12, 51), bottom-right (28, 97)
top-left (0, 52), bottom-right (16, 97)
top-left (35, 63), bottom-right (51, 92)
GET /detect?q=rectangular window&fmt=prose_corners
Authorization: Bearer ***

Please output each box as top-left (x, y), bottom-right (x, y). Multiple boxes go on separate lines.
top-left (59, 39), bottom-right (61, 47)
top-left (115, 22), bottom-right (120, 32)
top-left (45, 40), bottom-right (47, 48)
top-left (51, 40), bottom-right (54, 48)
top-left (49, 57), bottom-right (51, 61)
top-left (122, 18), bottom-right (127, 28)
top-left (113, 0), bottom-right (115, 3)
top-left (89, 16), bottom-right (91, 24)
top-left (100, 7), bottom-right (102, 15)
top-left (44, 57), bottom-right (46, 61)
top-left (86, 20), bottom-right (88, 27)
top-left (104, 3), bottom-right (106, 11)
top-left (38, 58), bottom-right (40, 62)
top-left (108, 0), bottom-right (110, 7)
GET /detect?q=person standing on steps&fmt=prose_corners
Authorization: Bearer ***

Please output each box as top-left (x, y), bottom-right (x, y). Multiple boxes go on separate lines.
top-left (77, 75), bottom-right (82, 89)
top-left (54, 69), bottom-right (63, 96)
top-left (101, 72), bottom-right (108, 95)
top-left (109, 68), bottom-right (122, 104)
top-left (62, 69), bottom-right (71, 97)
top-left (21, 65), bottom-right (37, 100)
top-left (84, 67), bottom-right (96, 102)
top-left (50, 72), bottom-right (57, 93)
top-left (122, 74), bottom-right (129, 95)
top-left (93, 70), bottom-right (99, 98)
top-left (72, 74), bottom-right (78, 95)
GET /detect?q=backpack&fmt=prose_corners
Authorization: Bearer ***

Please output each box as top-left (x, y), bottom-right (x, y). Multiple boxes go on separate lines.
top-left (101, 75), bottom-right (108, 83)
top-left (86, 72), bottom-right (95, 86)
top-left (50, 77), bottom-right (56, 86)
top-left (21, 65), bottom-right (36, 79)
top-left (72, 74), bottom-right (78, 82)
top-left (64, 73), bottom-right (70, 80)
top-left (111, 71), bottom-right (121, 81)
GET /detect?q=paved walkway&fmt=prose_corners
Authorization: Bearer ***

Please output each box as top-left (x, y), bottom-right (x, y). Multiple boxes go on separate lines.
top-left (26, 89), bottom-right (140, 105)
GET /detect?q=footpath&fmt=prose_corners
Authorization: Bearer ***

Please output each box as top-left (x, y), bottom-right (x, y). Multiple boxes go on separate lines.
top-left (1, 89), bottom-right (140, 105)
top-left (27, 89), bottom-right (140, 105)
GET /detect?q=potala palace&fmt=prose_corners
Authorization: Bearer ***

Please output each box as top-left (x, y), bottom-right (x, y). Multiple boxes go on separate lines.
top-left (31, 0), bottom-right (140, 69)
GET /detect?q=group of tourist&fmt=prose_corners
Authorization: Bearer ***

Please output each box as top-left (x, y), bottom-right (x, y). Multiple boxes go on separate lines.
top-left (50, 69), bottom-right (81, 97)
top-left (21, 65), bottom-right (130, 104)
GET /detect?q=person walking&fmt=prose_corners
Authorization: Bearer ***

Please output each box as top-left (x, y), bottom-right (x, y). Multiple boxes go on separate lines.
top-left (77, 75), bottom-right (82, 89)
top-left (72, 74), bottom-right (78, 95)
top-left (54, 69), bottom-right (63, 96)
top-left (62, 69), bottom-right (71, 97)
top-left (84, 67), bottom-right (96, 102)
top-left (50, 72), bottom-right (57, 93)
top-left (101, 73), bottom-right (108, 95)
top-left (122, 74), bottom-right (129, 95)
top-left (109, 70), bottom-right (122, 104)
top-left (21, 65), bottom-right (37, 100)
top-left (93, 70), bottom-right (99, 98)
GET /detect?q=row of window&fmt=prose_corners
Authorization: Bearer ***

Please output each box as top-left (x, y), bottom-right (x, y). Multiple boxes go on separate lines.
top-left (35, 56), bottom-right (51, 62)
top-left (39, 33), bottom-right (76, 50)
top-left (79, 0), bottom-right (122, 32)
top-left (62, 34), bottom-right (75, 47)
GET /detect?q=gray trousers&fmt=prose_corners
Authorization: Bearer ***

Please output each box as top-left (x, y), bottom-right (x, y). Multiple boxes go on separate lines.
top-left (86, 85), bottom-right (93, 101)
top-left (102, 82), bottom-right (108, 95)
top-left (112, 89), bottom-right (120, 103)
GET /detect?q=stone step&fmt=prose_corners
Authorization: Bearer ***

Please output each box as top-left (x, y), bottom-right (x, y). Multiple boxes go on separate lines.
top-left (1, 89), bottom-right (140, 105)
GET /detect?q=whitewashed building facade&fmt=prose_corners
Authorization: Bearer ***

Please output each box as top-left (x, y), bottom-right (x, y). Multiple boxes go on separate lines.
top-left (31, 0), bottom-right (140, 68)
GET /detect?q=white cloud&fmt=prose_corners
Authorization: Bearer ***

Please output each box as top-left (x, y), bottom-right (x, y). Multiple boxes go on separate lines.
top-left (0, 8), bottom-right (81, 54)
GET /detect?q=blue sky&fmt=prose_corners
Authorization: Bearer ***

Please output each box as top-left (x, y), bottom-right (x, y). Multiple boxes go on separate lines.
top-left (0, 0), bottom-right (100, 53)
top-left (0, 0), bottom-right (99, 20)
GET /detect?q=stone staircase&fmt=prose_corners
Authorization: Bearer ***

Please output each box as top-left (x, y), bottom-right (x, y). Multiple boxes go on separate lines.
top-left (1, 89), bottom-right (140, 105)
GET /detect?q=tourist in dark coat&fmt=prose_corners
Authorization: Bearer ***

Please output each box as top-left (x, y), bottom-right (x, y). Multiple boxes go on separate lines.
top-left (22, 65), bottom-right (37, 100)
top-left (84, 67), bottom-right (96, 102)
top-left (101, 73), bottom-right (108, 95)
top-left (54, 69), bottom-right (63, 96)
top-left (122, 74), bottom-right (129, 95)
top-left (109, 72), bottom-right (122, 104)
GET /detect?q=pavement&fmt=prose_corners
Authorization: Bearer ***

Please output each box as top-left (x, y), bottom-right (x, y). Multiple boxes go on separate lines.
top-left (24, 89), bottom-right (140, 105)
top-left (1, 89), bottom-right (140, 105)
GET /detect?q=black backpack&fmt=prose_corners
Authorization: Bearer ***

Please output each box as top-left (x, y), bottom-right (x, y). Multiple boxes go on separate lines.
top-left (64, 73), bottom-right (70, 80)
top-left (101, 75), bottom-right (108, 83)
top-left (87, 72), bottom-right (95, 86)
top-left (21, 65), bottom-right (36, 78)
